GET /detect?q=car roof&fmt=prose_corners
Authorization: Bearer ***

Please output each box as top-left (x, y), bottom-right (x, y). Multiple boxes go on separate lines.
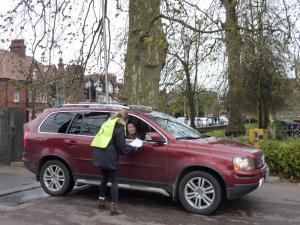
top-left (45, 103), bottom-right (155, 114)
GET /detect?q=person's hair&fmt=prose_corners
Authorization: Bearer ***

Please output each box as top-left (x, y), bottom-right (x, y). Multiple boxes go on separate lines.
top-left (110, 109), bottom-right (128, 120)
top-left (127, 121), bottom-right (135, 127)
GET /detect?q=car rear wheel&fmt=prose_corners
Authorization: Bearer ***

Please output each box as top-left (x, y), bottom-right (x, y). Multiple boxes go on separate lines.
top-left (40, 160), bottom-right (74, 196)
top-left (178, 171), bottom-right (222, 215)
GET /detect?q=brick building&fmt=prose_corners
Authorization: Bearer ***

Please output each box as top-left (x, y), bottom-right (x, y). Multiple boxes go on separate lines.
top-left (0, 39), bottom-right (57, 121)
top-left (85, 73), bottom-right (122, 103)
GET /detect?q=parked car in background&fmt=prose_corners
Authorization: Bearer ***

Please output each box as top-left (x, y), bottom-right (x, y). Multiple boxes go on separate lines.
top-left (23, 103), bottom-right (268, 215)
top-left (281, 120), bottom-right (300, 137)
top-left (194, 117), bottom-right (204, 127)
top-left (177, 116), bottom-right (188, 125)
top-left (245, 116), bottom-right (257, 123)
top-left (206, 117), bottom-right (214, 126)
top-left (197, 117), bottom-right (208, 126)
top-left (219, 116), bottom-right (229, 125)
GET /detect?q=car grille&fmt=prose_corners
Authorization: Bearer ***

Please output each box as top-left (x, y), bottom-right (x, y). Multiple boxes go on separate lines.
top-left (257, 154), bottom-right (265, 168)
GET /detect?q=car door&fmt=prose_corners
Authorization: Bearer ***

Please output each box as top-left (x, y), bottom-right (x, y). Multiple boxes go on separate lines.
top-left (64, 111), bottom-right (110, 176)
top-left (118, 116), bottom-right (169, 184)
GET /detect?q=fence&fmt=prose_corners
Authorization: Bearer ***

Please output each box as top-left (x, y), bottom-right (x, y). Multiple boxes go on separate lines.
top-left (0, 108), bottom-right (24, 164)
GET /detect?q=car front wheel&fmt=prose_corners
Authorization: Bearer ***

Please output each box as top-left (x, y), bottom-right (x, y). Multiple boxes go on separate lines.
top-left (40, 160), bottom-right (74, 196)
top-left (178, 171), bottom-right (222, 215)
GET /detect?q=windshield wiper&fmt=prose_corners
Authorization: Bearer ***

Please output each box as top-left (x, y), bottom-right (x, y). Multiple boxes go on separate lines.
top-left (176, 136), bottom-right (201, 140)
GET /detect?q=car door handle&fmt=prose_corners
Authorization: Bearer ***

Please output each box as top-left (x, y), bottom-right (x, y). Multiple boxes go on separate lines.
top-left (65, 140), bottom-right (77, 145)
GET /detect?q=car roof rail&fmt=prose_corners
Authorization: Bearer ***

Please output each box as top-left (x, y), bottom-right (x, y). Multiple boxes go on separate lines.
top-left (128, 105), bottom-right (155, 112)
top-left (61, 102), bottom-right (129, 109)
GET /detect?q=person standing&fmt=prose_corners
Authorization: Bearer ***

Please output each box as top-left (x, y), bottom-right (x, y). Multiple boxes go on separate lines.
top-left (91, 110), bottom-right (139, 216)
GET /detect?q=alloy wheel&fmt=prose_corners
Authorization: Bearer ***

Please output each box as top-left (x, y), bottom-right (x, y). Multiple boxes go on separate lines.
top-left (184, 177), bottom-right (215, 209)
top-left (43, 165), bottom-right (65, 192)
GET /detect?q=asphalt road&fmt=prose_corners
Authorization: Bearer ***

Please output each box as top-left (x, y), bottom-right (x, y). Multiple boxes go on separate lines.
top-left (0, 182), bottom-right (299, 225)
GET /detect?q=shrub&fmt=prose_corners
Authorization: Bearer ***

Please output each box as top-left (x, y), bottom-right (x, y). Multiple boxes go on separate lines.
top-left (260, 139), bottom-right (300, 180)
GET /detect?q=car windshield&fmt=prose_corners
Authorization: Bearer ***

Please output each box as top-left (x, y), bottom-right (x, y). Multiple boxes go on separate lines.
top-left (147, 111), bottom-right (202, 139)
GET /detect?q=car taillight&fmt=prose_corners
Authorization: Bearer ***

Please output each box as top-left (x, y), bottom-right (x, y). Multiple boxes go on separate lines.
top-left (24, 129), bottom-right (29, 149)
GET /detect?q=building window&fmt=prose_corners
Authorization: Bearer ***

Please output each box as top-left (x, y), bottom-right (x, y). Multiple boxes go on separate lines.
top-left (36, 94), bottom-right (41, 103)
top-left (108, 81), bottom-right (114, 93)
top-left (13, 89), bottom-right (20, 102)
top-left (38, 94), bottom-right (42, 103)
top-left (43, 66), bottom-right (47, 72)
top-left (29, 111), bottom-right (33, 121)
top-left (43, 95), bottom-right (47, 103)
top-left (99, 95), bottom-right (106, 103)
top-left (28, 91), bottom-right (33, 103)
top-left (32, 69), bottom-right (38, 80)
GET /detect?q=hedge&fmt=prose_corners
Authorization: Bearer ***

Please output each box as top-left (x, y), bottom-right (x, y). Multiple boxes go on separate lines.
top-left (260, 139), bottom-right (300, 180)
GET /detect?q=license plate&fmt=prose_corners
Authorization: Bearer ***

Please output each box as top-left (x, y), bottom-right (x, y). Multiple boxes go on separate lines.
top-left (258, 177), bottom-right (264, 188)
top-left (258, 167), bottom-right (270, 188)
top-left (264, 167), bottom-right (270, 183)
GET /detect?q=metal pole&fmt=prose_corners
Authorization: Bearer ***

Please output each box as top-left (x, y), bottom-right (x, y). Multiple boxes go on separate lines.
top-left (102, 0), bottom-right (109, 103)
top-left (56, 79), bottom-right (58, 106)
top-left (196, 98), bottom-right (198, 118)
top-left (184, 96), bottom-right (186, 117)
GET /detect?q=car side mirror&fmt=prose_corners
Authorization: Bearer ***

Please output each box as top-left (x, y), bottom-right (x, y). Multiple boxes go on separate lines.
top-left (145, 132), bottom-right (165, 143)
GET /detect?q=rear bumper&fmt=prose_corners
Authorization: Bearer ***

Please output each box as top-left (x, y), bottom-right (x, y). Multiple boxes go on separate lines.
top-left (24, 160), bottom-right (37, 175)
top-left (227, 166), bottom-right (269, 199)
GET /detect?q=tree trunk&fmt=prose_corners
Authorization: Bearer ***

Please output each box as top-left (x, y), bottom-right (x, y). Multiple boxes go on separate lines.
top-left (185, 68), bottom-right (195, 128)
top-left (257, 74), bottom-right (263, 128)
top-left (222, 0), bottom-right (245, 136)
top-left (261, 101), bottom-right (269, 129)
top-left (124, 0), bottom-right (167, 107)
top-left (257, 98), bottom-right (263, 128)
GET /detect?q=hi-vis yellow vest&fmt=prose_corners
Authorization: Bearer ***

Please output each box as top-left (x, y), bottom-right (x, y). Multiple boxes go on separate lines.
top-left (90, 118), bottom-right (119, 149)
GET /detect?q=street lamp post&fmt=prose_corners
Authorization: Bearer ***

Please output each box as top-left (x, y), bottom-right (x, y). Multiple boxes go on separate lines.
top-left (102, 0), bottom-right (109, 103)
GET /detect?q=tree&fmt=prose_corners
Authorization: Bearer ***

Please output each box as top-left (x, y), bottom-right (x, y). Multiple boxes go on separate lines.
top-left (123, 0), bottom-right (167, 107)
top-left (2, 0), bottom-right (299, 126)
top-left (0, 0), bottom-right (113, 108)
top-left (159, 1), bottom-right (221, 128)
top-left (240, 0), bottom-right (294, 128)
top-left (220, 0), bottom-right (245, 135)
top-left (155, 0), bottom-right (244, 134)
top-left (158, 0), bottom-right (299, 134)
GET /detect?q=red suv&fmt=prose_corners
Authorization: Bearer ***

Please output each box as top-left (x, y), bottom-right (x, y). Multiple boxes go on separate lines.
top-left (23, 104), bottom-right (269, 215)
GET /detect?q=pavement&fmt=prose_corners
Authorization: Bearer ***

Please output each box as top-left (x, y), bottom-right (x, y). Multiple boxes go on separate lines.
top-left (0, 164), bottom-right (284, 198)
top-left (0, 165), bottom-right (300, 225)
top-left (0, 165), bottom-right (41, 197)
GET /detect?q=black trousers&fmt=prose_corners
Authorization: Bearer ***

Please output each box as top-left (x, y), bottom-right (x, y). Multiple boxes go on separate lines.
top-left (99, 169), bottom-right (118, 203)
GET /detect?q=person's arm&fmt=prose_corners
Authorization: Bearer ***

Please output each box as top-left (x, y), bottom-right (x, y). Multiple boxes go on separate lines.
top-left (114, 124), bottom-right (138, 155)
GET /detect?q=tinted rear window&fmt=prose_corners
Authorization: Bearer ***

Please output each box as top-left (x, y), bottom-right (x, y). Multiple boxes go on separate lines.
top-left (40, 112), bottom-right (76, 133)
top-left (69, 112), bottom-right (110, 136)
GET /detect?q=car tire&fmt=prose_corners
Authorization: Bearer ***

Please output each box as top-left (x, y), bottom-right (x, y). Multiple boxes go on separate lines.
top-left (40, 160), bottom-right (74, 196)
top-left (178, 171), bottom-right (222, 215)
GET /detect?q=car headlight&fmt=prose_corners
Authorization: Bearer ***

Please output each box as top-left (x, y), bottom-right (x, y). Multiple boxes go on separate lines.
top-left (233, 156), bottom-right (255, 171)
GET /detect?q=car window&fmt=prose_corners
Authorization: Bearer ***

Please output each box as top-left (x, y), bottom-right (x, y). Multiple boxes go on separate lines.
top-left (147, 111), bottom-right (202, 139)
top-left (69, 114), bottom-right (83, 134)
top-left (40, 112), bottom-right (76, 133)
top-left (127, 115), bottom-right (156, 140)
top-left (68, 112), bottom-right (110, 136)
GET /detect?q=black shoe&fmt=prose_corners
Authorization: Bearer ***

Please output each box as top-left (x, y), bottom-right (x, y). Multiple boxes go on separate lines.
top-left (110, 203), bottom-right (123, 216)
top-left (97, 198), bottom-right (106, 209)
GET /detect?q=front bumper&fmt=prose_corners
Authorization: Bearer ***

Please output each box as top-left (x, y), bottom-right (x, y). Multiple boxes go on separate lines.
top-left (227, 166), bottom-right (269, 199)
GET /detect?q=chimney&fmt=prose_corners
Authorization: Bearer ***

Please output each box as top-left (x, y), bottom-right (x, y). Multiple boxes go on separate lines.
top-left (296, 59), bottom-right (300, 81)
top-left (58, 58), bottom-right (64, 75)
top-left (10, 39), bottom-right (26, 58)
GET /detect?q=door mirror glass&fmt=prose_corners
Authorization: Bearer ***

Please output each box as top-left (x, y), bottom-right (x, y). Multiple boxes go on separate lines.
top-left (145, 132), bottom-right (165, 143)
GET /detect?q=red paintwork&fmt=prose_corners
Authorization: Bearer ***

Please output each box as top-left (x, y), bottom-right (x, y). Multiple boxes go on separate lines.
top-left (23, 106), bottom-right (267, 192)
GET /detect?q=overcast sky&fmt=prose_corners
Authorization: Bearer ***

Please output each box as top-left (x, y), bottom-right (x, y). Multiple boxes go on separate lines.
top-left (0, 0), bottom-right (299, 90)
top-left (0, 0), bottom-right (128, 81)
